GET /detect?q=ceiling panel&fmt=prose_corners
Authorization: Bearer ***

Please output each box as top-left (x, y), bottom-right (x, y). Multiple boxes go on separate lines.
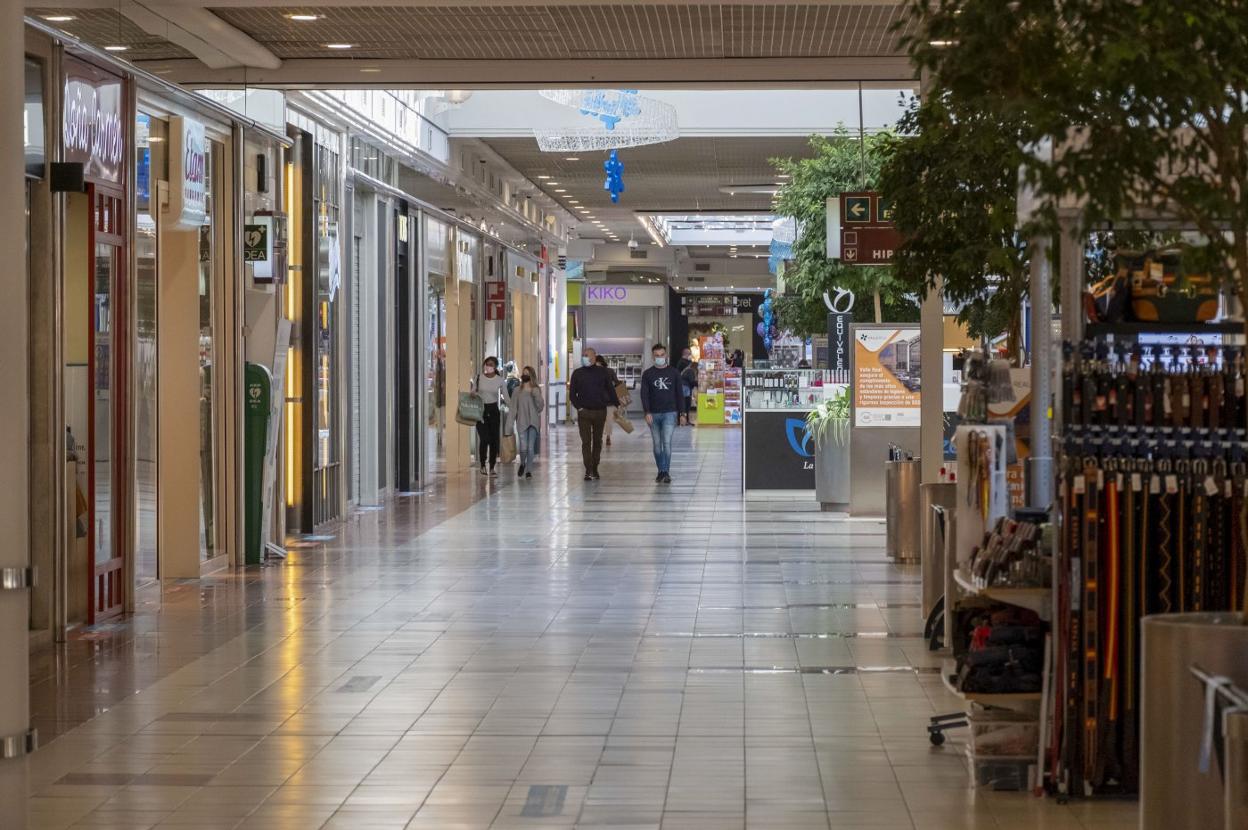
top-left (207, 4), bottom-right (912, 61)
top-left (31, 8), bottom-right (195, 61)
top-left (484, 135), bottom-right (816, 239)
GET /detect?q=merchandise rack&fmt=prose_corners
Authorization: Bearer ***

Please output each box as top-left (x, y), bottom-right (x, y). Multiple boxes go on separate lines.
top-left (1049, 216), bottom-right (1248, 803)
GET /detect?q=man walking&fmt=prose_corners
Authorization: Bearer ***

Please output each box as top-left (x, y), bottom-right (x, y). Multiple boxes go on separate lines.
top-left (640, 343), bottom-right (687, 483)
top-left (569, 347), bottom-right (619, 480)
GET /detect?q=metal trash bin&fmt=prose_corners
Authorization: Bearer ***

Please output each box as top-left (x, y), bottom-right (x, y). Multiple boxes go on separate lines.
top-left (1141, 612), bottom-right (1248, 830)
top-left (920, 483), bottom-right (956, 620)
top-left (885, 459), bottom-right (921, 563)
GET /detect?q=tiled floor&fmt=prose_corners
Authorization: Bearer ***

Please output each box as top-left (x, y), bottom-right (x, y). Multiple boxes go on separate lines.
top-left (12, 426), bottom-right (1138, 829)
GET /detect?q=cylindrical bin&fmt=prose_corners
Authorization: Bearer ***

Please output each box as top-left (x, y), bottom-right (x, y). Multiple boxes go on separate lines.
top-left (920, 482), bottom-right (956, 619)
top-left (884, 459), bottom-right (921, 563)
top-left (1141, 612), bottom-right (1248, 830)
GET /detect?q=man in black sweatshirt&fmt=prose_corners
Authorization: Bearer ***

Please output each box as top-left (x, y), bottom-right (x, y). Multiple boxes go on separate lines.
top-left (640, 343), bottom-right (688, 483)
top-left (569, 347), bottom-right (619, 480)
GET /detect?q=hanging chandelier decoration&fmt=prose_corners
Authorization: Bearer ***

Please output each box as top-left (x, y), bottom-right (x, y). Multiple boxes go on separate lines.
top-left (604, 150), bottom-right (625, 203)
top-left (534, 89), bottom-right (679, 152)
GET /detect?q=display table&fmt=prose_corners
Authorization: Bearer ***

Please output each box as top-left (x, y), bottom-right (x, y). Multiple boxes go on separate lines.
top-left (741, 369), bottom-right (834, 492)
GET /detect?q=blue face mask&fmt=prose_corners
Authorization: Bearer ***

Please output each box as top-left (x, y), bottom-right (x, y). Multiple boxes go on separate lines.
top-left (581, 356), bottom-right (592, 367)
top-left (654, 356), bottom-right (668, 367)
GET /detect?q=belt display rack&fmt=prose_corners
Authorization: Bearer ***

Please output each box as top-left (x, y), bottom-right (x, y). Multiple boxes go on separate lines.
top-left (1052, 338), bottom-right (1248, 798)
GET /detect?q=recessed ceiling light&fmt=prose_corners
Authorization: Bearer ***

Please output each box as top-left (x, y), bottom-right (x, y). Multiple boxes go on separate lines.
top-left (568, 200), bottom-right (579, 204)
top-left (929, 39), bottom-right (956, 47)
top-left (326, 43), bottom-right (353, 49)
top-left (287, 13), bottom-right (322, 21)
top-left (546, 182), bottom-right (560, 186)
top-left (536, 175), bottom-right (551, 180)
top-left (43, 15), bottom-right (75, 22)
top-left (360, 67), bottom-right (382, 73)
top-left (565, 156), bottom-right (580, 161)
top-left (553, 189), bottom-right (566, 193)
top-left (104, 45), bottom-right (129, 51)
top-left (777, 174), bottom-right (790, 179)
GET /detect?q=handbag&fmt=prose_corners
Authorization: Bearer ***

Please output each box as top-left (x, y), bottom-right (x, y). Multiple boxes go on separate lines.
top-left (1083, 253), bottom-right (1134, 323)
top-left (499, 433), bottom-right (517, 464)
top-left (613, 411), bottom-right (635, 434)
top-left (1129, 248), bottom-right (1220, 323)
top-left (455, 391), bottom-right (484, 426)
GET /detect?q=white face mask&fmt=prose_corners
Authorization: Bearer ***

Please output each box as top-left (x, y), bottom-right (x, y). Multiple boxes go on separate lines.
top-left (654, 356), bottom-right (668, 367)
top-left (484, 365), bottom-right (496, 375)
top-left (581, 356), bottom-right (592, 367)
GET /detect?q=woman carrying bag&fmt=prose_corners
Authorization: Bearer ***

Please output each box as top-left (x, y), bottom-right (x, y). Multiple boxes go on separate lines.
top-left (511, 366), bottom-right (544, 478)
top-left (472, 356), bottom-right (511, 476)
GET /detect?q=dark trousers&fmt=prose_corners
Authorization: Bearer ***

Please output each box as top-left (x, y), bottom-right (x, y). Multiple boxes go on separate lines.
top-left (477, 403), bottom-right (501, 468)
top-left (577, 408), bottom-right (607, 473)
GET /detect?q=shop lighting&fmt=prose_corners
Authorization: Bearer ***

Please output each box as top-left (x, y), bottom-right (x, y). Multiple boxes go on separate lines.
top-left (929, 39), bottom-right (956, 47)
top-left (104, 45), bottom-right (129, 51)
top-left (42, 15), bottom-right (75, 21)
top-left (326, 43), bottom-right (354, 49)
top-left (287, 13), bottom-right (322, 21)
top-left (536, 175), bottom-right (551, 179)
top-left (565, 156), bottom-right (580, 161)
top-left (554, 189), bottom-right (566, 193)
top-left (359, 67), bottom-right (382, 73)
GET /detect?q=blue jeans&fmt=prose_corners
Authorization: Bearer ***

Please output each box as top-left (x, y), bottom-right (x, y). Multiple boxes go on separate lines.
top-left (519, 425), bottom-right (540, 467)
top-left (648, 411), bottom-right (677, 473)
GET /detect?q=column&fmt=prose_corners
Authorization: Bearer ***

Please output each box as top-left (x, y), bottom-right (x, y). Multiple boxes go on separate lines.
top-left (0, 0), bottom-right (33, 820)
top-left (919, 276), bottom-right (944, 484)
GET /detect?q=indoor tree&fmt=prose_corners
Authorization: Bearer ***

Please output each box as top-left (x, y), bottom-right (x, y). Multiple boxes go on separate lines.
top-left (877, 90), bottom-right (1035, 363)
top-left (771, 131), bottom-right (918, 336)
top-left (901, 0), bottom-right (1248, 317)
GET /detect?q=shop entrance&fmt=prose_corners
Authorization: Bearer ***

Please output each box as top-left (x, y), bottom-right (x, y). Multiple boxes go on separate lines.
top-left (75, 186), bottom-right (128, 623)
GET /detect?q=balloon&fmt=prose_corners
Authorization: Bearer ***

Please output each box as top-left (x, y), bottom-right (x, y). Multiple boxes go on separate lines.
top-left (764, 337), bottom-right (773, 350)
top-left (756, 322), bottom-right (766, 337)
top-left (770, 325), bottom-right (780, 339)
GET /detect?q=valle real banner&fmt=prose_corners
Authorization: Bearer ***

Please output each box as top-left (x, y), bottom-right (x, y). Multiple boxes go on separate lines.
top-left (853, 327), bottom-right (921, 427)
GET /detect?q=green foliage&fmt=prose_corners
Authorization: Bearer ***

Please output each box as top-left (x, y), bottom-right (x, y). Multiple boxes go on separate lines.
top-left (806, 387), bottom-right (851, 448)
top-left (771, 131), bottom-right (919, 337)
top-left (900, 0), bottom-right (1248, 297)
top-left (877, 90), bottom-right (1033, 355)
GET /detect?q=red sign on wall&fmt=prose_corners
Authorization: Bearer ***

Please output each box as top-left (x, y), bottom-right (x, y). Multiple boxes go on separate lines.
top-left (486, 300), bottom-right (506, 321)
top-left (486, 281), bottom-right (506, 302)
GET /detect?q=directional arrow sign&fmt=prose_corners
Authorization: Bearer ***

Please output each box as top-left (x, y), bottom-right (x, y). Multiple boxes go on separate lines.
top-left (845, 196), bottom-right (871, 223)
top-left (878, 197), bottom-right (895, 223)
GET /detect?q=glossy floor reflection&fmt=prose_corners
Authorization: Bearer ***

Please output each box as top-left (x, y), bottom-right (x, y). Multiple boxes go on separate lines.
top-left (20, 426), bottom-right (1137, 829)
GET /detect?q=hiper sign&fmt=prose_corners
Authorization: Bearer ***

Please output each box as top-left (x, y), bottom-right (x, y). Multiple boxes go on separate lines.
top-left (169, 116), bottom-right (208, 229)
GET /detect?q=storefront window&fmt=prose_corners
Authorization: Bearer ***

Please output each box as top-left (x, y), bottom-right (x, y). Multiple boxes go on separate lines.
top-left (314, 143), bottom-right (342, 497)
top-left (134, 112), bottom-right (164, 583)
top-left (199, 142), bottom-right (218, 560)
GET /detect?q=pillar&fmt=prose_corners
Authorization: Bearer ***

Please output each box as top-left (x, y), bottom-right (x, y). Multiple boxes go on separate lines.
top-left (1, 0), bottom-right (34, 818)
top-left (919, 276), bottom-right (944, 484)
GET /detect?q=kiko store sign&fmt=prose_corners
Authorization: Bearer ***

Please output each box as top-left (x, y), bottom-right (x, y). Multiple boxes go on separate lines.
top-left (583, 284), bottom-right (666, 307)
top-left (63, 59), bottom-right (124, 185)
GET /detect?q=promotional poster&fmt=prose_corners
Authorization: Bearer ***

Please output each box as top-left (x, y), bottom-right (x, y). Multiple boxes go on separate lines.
top-left (853, 327), bottom-right (921, 427)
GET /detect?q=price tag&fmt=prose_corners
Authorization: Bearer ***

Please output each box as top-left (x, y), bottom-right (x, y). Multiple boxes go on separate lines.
top-left (1204, 476), bottom-right (1219, 497)
top-left (1225, 479), bottom-right (1233, 498)
top-left (1073, 475), bottom-right (1086, 495)
top-left (1165, 474), bottom-right (1179, 495)
top-left (1115, 472), bottom-right (1124, 489)
top-left (1131, 473), bottom-right (1143, 492)
top-left (1150, 474), bottom-right (1161, 494)
top-left (1097, 469), bottom-right (1105, 488)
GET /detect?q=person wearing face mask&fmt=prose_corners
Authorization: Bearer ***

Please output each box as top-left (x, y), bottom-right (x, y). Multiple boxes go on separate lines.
top-left (569, 347), bottom-right (619, 480)
top-left (472, 356), bottom-right (511, 476)
top-left (511, 366), bottom-right (544, 479)
top-left (640, 343), bottom-right (687, 483)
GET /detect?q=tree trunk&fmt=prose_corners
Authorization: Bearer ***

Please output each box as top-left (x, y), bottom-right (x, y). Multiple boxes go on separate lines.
top-left (873, 288), bottom-right (882, 323)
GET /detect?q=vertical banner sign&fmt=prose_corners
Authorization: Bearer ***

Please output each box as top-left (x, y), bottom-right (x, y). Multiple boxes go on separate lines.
top-left (839, 191), bottom-right (900, 266)
top-left (854, 327), bottom-right (921, 426)
top-left (486, 281), bottom-right (506, 321)
top-left (823, 288), bottom-right (855, 373)
top-left (62, 58), bottom-right (124, 184)
top-left (169, 116), bottom-right (207, 229)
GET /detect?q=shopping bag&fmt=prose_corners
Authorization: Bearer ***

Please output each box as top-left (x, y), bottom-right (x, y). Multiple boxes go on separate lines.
top-left (614, 411), bottom-right (635, 434)
top-left (499, 433), bottom-right (517, 464)
top-left (455, 391), bottom-right (484, 426)
top-left (615, 381), bottom-right (631, 406)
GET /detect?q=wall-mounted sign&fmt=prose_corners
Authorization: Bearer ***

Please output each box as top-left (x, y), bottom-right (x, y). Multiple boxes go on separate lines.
top-left (169, 116), bottom-right (208, 229)
top-left (250, 211), bottom-right (287, 284)
top-left (744, 411), bottom-right (816, 490)
top-left (62, 59), bottom-right (124, 185)
top-left (853, 326), bottom-right (921, 427)
top-left (584, 284), bottom-right (666, 306)
top-left (244, 222), bottom-right (268, 261)
top-left (838, 191), bottom-right (900, 266)
top-left (486, 280), bottom-right (506, 320)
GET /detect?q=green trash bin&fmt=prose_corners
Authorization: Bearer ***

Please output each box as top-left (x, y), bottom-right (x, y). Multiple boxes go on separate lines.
top-left (244, 362), bottom-right (272, 565)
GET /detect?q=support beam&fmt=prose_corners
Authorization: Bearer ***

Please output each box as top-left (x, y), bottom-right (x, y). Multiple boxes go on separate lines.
top-left (1028, 236), bottom-right (1054, 508)
top-left (919, 277), bottom-right (944, 484)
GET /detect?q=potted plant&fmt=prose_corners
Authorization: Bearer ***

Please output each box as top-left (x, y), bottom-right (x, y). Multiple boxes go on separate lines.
top-left (807, 387), bottom-right (851, 510)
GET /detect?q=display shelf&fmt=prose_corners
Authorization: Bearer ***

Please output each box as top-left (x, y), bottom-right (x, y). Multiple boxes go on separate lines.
top-left (1085, 320), bottom-right (1243, 337)
top-left (954, 570), bottom-right (1051, 620)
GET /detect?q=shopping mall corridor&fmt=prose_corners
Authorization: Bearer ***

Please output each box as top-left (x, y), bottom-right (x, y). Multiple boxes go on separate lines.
top-left (19, 427), bottom-right (1135, 830)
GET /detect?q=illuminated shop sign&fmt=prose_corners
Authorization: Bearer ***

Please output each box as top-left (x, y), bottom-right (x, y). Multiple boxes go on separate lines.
top-left (584, 284), bottom-right (666, 306)
top-left (169, 116), bottom-right (208, 228)
top-left (63, 59), bottom-right (124, 185)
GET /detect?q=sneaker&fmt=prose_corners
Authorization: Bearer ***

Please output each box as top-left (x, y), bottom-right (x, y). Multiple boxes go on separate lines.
top-left (655, 472), bottom-right (663, 483)
top-left (488, 467), bottom-right (498, 477)
top-left (584, 471), bottom-right (594, 481)
top-left (590, 470), bottom-right (601, 480)
top-left (478, 465), bottom-right (487, 475)
top-left (525, 472), bottom-right (532, 479)
top-left (661, 473), bottom-right (672, 483)
top-left (517, 463), bottom-right (525, 478)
